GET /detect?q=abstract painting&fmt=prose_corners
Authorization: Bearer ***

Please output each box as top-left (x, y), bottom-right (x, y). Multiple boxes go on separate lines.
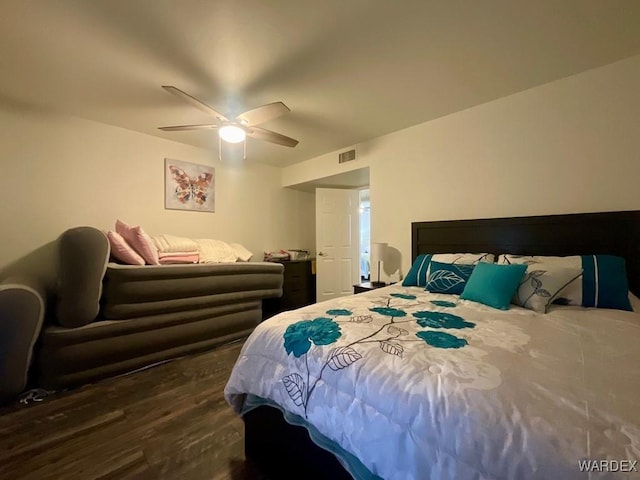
top-left (164, 158), bottom-right (215, 212)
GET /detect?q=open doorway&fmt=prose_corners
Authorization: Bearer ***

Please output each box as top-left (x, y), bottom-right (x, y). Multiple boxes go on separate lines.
top-left (359, 189), bottom-right (370, 281)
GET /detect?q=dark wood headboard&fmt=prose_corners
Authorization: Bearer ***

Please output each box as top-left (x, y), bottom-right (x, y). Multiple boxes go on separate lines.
top-left (411, 211), bottom-right (640, 296)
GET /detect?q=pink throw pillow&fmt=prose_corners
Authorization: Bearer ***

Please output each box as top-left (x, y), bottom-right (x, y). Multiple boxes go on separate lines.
top-left (107, 231), bottom-right (145, 265)
top-left (115, 220), bottom-right (159, 265)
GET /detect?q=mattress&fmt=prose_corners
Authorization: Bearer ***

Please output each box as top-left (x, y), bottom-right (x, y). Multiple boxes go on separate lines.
top-left (225, 284), bottom-right (640, 479)
top-left (102, 261), bottom-right (283, 319)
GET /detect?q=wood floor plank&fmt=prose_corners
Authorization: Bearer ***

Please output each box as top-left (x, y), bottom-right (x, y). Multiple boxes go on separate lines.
top-left (1, 426), bottom-right (146, 480)
top-left (0, 409), bottom-right (126, 463)
top-left (0, 341), bottom-right (267, 480)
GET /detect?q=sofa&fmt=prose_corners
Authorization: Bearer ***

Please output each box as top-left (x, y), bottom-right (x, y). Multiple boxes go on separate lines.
top-left (0, 226), bottom-right (283, 398)
top-left (0, 276), bottom-right (46, 402)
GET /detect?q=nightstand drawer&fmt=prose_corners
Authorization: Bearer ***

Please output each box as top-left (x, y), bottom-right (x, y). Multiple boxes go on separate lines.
top-left (282, 291), bottom-right (310, 309)
top-left (283, 261), bottom-right (308, 275)
top-left (283, 274), bottom-right (309, 288)
top-left (284, 282), bottom-right (307, 295)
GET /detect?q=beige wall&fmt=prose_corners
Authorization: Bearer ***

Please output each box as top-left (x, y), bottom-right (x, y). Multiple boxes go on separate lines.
top-left (282, 146), bottom-right (369, 188)
top-left (283, 54), bottom-right (640, 281)
top-left (0, 103), bottom-right (315, 287)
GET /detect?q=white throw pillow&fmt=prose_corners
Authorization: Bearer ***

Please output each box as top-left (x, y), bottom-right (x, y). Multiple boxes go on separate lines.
top-left (513, 266), bottom-right (583, 313)
top-left (195, 239), bottom-right (238, 263)
top-left (499, 255), bottom-right (582, 306)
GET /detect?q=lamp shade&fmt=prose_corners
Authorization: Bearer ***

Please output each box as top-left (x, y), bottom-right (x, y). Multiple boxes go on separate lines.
top-left (370, 242), bottom-right (388, 263)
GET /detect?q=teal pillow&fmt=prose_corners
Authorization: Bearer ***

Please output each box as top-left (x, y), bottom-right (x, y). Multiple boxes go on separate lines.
top-left (402, 254), bottom-right (433, 287)
top-left (460, 263), bottom-right (527, 310)
top-left (581, 255), bottom-right (632, 311)
top-left (425, 261), bottom-right (475, 294)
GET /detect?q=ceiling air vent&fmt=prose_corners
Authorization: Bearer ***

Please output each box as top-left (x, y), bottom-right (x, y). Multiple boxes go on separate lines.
top-left (338, 149), bottom-right (356, 164)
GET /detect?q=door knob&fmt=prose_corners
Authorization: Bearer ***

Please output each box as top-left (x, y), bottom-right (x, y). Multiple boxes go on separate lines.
top-left (318, 251), bottom-right (328, 256)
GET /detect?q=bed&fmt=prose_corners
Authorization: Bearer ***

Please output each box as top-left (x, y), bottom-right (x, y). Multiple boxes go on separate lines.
top-left (224, 211), bottom-right (640, 479)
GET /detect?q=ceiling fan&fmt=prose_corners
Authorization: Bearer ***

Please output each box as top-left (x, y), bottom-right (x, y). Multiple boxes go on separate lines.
top-left (158, 86), bottom-right (299, 149)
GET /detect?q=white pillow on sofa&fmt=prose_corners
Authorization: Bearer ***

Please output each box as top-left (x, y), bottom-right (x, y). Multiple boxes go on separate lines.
top-left (230, 243), bottom-right (253, 262)
top-left (195, 239), bottom-right (238, 263)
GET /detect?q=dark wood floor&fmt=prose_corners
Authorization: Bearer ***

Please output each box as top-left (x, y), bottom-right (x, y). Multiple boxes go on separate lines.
top-left (0, 341), bottom-right (269, 480)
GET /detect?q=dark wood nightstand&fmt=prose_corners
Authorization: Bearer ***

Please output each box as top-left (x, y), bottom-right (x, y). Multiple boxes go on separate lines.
top-left (263, 259), bottom-right (316, 319)
top-left (353, 282), bottom-right (388, 294)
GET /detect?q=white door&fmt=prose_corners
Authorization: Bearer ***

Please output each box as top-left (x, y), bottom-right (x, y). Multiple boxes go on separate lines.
top-left (316, 188), bottom-right (360, 302)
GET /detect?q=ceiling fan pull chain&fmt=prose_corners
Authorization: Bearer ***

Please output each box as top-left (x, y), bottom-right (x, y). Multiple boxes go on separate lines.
top-left (218, 135), bottom-right (247, 162)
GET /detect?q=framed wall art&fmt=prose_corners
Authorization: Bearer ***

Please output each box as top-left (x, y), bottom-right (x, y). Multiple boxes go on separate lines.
top-left (164, 158), bottom-right (215, 212)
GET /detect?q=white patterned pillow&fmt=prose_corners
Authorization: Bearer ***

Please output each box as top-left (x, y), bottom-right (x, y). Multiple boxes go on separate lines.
top-left (512, 266), bottom-right (583, 313)
top-left (500, 254), bottom-right (632, 311)
top-left (499, 255), bottom-right (582, 306)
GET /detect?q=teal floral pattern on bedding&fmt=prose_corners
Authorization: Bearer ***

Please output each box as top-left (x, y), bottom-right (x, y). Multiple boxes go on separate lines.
top-left (284, 318), bottom-right (342, 358)
top-left (281, 291), bottom-right (475, 415)
top-left (430, 300), bottom-right (457, 308)
top-left (413, 311), bottom-right (475, 329)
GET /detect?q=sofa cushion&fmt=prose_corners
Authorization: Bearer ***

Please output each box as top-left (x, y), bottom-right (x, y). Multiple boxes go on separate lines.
top-left (56, 227), bottom-right (110, 328)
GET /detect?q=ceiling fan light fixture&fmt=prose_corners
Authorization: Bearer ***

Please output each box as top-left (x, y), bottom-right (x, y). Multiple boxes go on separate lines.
top-left (219, 124), bottom-right (246, 143)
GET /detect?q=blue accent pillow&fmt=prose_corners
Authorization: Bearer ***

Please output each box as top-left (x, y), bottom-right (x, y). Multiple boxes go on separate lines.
top-left (425, 261), bottom-right (475, 294)
top-left (581, 255), bottom-right (632, 311)
top-left (460, 263), bottom-right (528, 310)
top-left (402, 254), bottom-right (433, 287)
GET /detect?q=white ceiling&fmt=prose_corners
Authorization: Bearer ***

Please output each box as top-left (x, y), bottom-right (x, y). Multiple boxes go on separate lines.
top-left (2, 1), bottom-right (639, 168)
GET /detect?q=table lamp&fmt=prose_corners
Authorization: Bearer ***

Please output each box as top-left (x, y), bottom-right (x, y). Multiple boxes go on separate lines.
top-left (370, 242), bottom-right (388, 287)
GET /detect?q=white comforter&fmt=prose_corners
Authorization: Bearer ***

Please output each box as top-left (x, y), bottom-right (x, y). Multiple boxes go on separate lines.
top-left (224, 285), bottom-right (640, 479)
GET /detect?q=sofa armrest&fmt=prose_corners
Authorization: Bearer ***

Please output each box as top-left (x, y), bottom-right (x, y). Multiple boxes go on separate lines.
top-left (0, 276), bottom-right (46, 401)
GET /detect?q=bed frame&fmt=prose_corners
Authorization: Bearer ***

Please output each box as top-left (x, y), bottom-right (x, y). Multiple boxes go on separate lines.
top-left (243, 210), bottom-right (640, 478)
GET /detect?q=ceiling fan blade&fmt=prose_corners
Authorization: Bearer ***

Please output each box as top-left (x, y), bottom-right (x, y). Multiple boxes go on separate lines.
top-left (236, 102), bottom-right (290, 126)
top-left (162, 86), bottom-right (228, 122)
top-left (247, 126), bottom-right (299, 147)
top-left (158, 124), bottom-right (219, 131)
